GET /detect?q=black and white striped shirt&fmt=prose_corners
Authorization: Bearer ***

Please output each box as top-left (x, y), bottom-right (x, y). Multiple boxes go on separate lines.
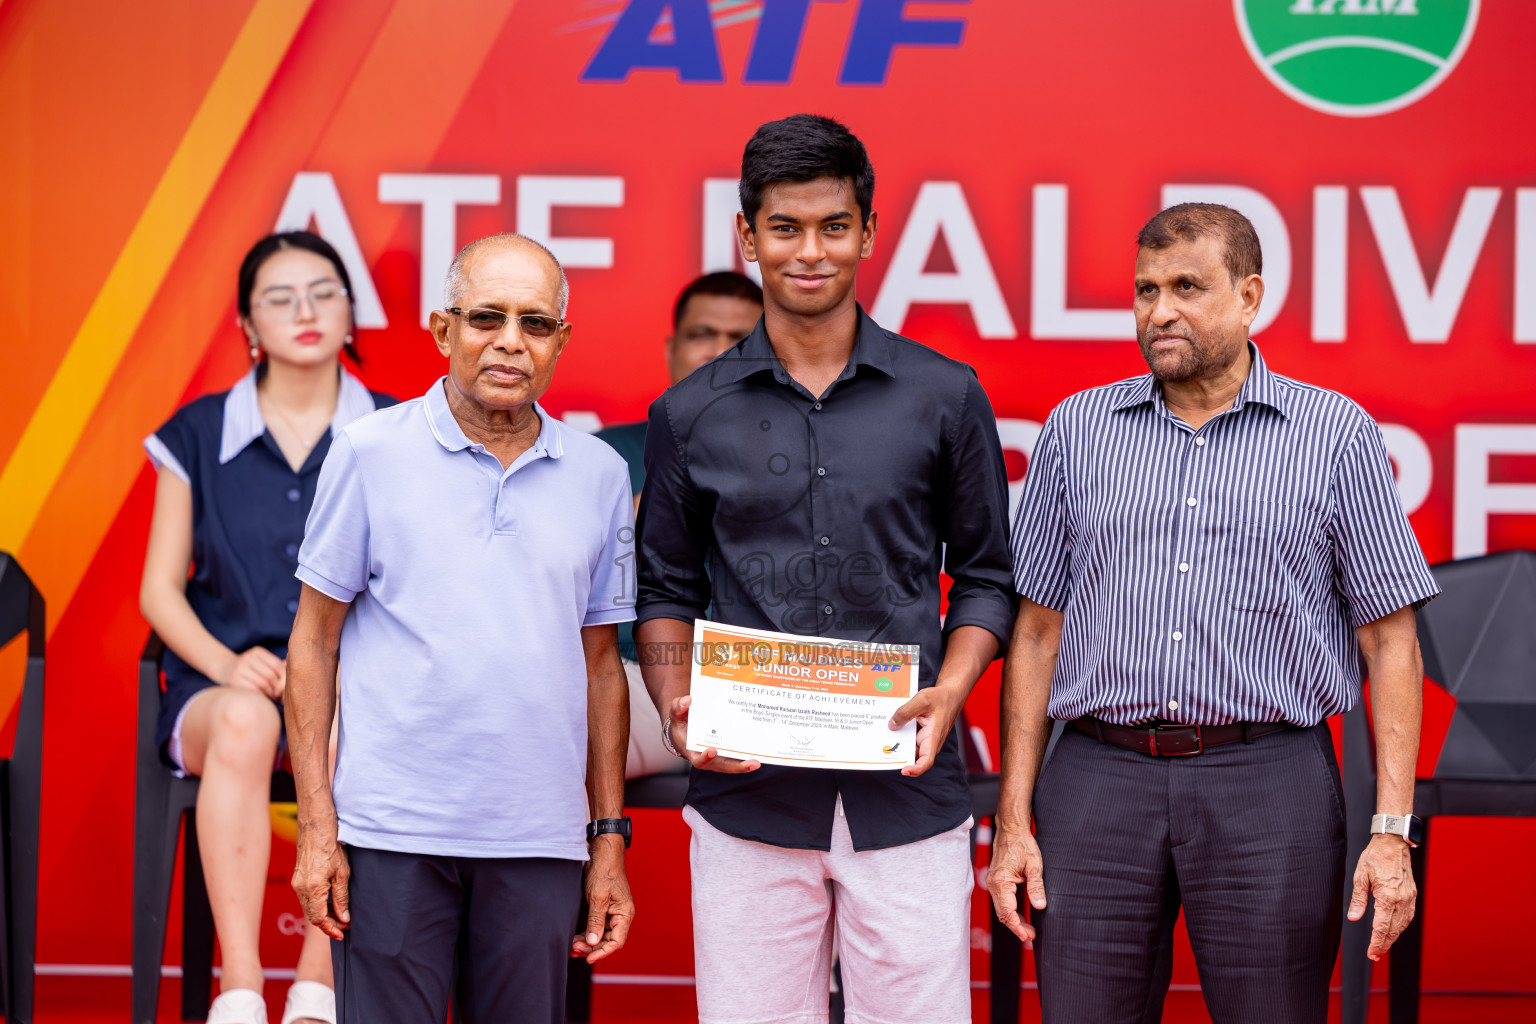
top-left (1010, 344), bottom-right (1439, 727)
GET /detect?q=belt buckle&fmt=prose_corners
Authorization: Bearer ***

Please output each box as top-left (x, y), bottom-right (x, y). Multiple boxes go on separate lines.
top-left (1148, 725), bottom-right (1202, 757)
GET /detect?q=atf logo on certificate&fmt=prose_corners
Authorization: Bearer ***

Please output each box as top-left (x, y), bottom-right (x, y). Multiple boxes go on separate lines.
top-left (687, 620), bottom-right (918, 770)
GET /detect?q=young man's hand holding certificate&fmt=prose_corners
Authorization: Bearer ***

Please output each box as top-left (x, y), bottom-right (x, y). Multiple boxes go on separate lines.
top-left (682, 620), bottom-right (919, 770)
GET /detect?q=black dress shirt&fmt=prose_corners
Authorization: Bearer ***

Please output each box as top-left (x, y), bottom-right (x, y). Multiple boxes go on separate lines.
top-left (635, 307), bottom-right (1017, 851)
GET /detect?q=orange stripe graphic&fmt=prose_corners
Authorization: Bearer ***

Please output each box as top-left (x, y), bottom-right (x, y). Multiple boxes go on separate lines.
top-left (13, 0), bottom-right (520, 635)
top-left (0, 0), bottom-right (314, 553)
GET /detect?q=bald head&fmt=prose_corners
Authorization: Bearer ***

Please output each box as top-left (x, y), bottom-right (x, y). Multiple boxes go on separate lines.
top-left (444, 233), bottom-right (569, 317)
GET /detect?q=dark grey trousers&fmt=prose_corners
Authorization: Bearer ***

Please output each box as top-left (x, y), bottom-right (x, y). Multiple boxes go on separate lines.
top-left (1032, 723), bottom-right (1346, 1024)
top-left (332, 846), bottom-right (583, 1024)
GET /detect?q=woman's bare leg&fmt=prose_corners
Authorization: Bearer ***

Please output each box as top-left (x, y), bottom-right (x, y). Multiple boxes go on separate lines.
top-left (294, 922), bottom-right (334, 985)
top-left (180, 687), bottom-right (282, 994)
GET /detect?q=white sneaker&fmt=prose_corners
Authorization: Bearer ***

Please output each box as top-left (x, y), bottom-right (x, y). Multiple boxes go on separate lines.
top-left (280, 980), bottom-right (337, 1024)
top-left (207, 988), bottom-right (268, 1024)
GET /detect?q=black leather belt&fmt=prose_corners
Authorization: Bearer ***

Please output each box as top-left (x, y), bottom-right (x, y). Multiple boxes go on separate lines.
top-left (1070, 716), bottom-right (1295, 757)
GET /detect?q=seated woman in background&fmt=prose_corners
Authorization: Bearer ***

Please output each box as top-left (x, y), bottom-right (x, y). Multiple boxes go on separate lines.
top-left (140, 231), bottom-right (396, 1024)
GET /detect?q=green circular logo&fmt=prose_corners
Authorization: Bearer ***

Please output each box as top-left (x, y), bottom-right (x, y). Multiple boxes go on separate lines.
top-left (875, 677), bottom-right (894, 693)
top-left (1235, 0), bottom-right (1478, 117)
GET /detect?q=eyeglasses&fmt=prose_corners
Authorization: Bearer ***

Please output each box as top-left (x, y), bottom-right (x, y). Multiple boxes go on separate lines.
top-left (447, 307), bottom-right (565, 338)
top-left (252, 284), bottom-right (349, 317)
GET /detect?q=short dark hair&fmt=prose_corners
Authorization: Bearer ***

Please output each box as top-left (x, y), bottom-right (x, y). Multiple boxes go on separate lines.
top-left (673, 271), bottom-right (763, 331)
top-left (238, 231), bottom-right (361, 363)
top-left (1136, 203), bottom-right (1262, 283)
top-left (739, 114), bottom-right (875, 230)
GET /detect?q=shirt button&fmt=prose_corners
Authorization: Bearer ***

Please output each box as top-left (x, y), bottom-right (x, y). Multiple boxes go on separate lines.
top-left (817, 467), bottom-right (826, 477)
top-left (1168, 700), bottom-right (1179, 711)
top-left (813, 402), bottom-right (822, 411)
top-left (1178, 562), bottom-right (1189, 573)
top-left (286, 487), bottom-right (301, 503)
top-left (820, 536), bottom-right (830, 546)
top-left (1172, 630), bottom-right (1184, 642)
top-left (285, 543), bottom-right (299, 558)
top-left (1186, 497), bottom-right (1198, 508)
top-left (823, 605), bottom-right (834, 615)
top-left (286, 599), bottom-right (299, 614)
top-left (1195, 437), bottom-right (1207, 447)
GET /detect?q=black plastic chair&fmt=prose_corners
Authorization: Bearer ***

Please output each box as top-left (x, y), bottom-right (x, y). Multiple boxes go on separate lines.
top-left (132, 634), bottom-right (296, 1023)
top-left (0, 552), bottom-right (45, 1024)
top-left (563, 713), bottom-right (1021, 1024)
top-left (1341, 550), bottom-right (1536, 1024)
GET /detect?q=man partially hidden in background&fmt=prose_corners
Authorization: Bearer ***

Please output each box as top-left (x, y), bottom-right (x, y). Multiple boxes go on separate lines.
top-left (636, 115), bottom-right (1016, 1024)
top-left (597, 271), bottom-right (761, 777)
top-left (285, 234), bottom-right (635, 1023)
top-left (989, 204), bottom-right (1439, 1023)
top-left (597, 270), bottom-right (764, 509)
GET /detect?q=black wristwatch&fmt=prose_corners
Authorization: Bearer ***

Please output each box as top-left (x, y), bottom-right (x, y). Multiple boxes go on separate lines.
top-left (587, 816), bottom-right (632, 848)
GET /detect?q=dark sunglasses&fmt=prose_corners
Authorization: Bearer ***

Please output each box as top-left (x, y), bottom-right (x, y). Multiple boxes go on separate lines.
top-left (447, 307), bottom-right (565, 338)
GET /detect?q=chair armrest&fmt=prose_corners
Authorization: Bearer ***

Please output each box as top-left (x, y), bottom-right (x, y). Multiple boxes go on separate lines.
top-left (141, 632), bottom-right (165, 669)
top-left (0, 550), bottom-right (44, 655)
top-left (967, 772), bottom-right (1000, 820)
top-left (623, 772), bottom-right (691, 809)
top-left (137, 634), bottom-right (168, 773)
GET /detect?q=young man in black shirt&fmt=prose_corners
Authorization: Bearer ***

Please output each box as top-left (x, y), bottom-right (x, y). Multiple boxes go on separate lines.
top-left (635, 114), bottom-right (1015, 1024)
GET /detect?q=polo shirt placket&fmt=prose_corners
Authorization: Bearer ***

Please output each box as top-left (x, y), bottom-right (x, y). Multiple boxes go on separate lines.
top-left (467, 442), bottom-right (551, 538)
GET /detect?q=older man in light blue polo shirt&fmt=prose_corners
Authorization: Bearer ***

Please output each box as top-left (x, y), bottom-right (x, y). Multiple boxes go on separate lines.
top-left (284, 233), bottom-right (635, 1024)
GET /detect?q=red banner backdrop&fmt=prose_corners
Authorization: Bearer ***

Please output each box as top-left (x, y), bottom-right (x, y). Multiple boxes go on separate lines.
top-left (1, 0), bottom-right (1532, 999)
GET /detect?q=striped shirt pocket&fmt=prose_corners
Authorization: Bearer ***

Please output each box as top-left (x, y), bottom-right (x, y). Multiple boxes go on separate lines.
top-left (1226, 499), bottom-right (1321, 614)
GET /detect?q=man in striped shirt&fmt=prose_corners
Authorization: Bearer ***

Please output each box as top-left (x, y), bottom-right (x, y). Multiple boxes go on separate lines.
top-left (988, 203), bottom-right (1440, 1023)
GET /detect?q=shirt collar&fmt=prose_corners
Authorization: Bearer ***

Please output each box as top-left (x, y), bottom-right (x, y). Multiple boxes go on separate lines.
top-left (422, 376), bottom-right (564, 459)
top-left (1234, 343), bottom-right (1288, 418)
top-left (719, 304), bottom-right (897, 385)
top-left (219, 365), bottom-right (379, 465)
top-left (1109, 342), bottom-right (1289, 420)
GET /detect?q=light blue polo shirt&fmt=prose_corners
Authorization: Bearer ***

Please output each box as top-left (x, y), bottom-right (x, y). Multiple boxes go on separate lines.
top-left (296, 377), bottom-right (635, 860)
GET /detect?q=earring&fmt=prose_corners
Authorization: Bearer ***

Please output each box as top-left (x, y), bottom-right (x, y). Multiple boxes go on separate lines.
top-left (249, 341), bottom-right (261, 361)
top-left (345, 333), bottom-right (354, 345)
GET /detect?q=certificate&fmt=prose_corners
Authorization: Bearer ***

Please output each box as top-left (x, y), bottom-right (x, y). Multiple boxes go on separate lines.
top-left (685, 619), bottom-right (919, 771)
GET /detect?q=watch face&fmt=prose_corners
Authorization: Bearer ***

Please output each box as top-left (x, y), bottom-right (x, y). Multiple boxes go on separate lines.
top-left (1406, 815), bottom-right (1424, 845)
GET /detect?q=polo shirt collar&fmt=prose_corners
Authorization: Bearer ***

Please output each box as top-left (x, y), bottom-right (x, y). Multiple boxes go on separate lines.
top-left (219, 365), bottom-right (378, 465)
top-left (1109, 342), bottom-right (1289, 420)
top-left (423, 376), bottom-right (564, 459)
top-left (721, 304), bottom-right (897, 385)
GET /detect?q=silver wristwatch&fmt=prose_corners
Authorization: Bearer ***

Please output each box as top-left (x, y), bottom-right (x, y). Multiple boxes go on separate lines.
top-left (1369, 813), bottom-right (1423, 848)
top-left (661, 716), bottom-right (682, 758)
